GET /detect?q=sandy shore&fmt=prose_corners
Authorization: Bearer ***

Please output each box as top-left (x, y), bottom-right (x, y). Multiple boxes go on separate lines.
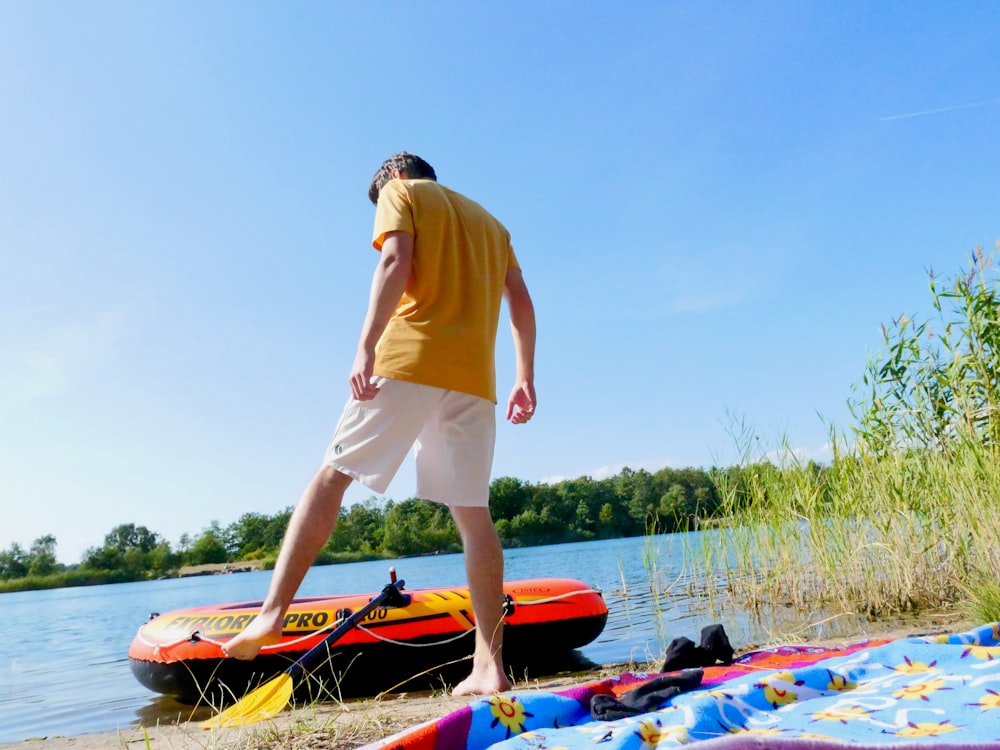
top-left (3, 616), bottom-right (970, 750)
top-left (0, 670), bottom-right (615, 750)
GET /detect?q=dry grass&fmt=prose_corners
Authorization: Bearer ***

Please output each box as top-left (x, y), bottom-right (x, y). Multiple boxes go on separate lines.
top-left (3, 668), bottom-right (615, 750)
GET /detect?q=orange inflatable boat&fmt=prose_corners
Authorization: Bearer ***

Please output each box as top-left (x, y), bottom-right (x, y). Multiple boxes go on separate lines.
top-left (129, 576), bottom-right (607, 703)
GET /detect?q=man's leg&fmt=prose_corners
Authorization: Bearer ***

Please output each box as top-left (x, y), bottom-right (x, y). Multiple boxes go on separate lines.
top-left (448, 505), bottom-right (512, 695)
top-left (223, 465), bottom-right (353, 660)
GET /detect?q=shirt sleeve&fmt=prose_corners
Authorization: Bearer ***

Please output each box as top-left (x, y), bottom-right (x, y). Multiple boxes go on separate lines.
top-left (372, 180), bottom-right (415, 250)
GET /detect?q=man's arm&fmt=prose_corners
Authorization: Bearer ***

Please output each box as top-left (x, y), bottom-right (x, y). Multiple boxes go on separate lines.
top-left (503, 266), bottom-right (537, 424)
top-left (349, 230), bottom-right (413, 400)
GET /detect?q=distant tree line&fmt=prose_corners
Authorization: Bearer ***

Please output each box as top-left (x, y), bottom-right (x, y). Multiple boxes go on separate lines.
top-left (0, 464), bottom-right (782, 592)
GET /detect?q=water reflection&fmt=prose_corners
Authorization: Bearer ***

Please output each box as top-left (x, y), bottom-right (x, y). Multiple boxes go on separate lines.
top-left (132, 696), bottom-right (213, 728)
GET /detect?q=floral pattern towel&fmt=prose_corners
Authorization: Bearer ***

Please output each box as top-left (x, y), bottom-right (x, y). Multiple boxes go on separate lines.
top-left (367, 622), bottom-right (1000, 750)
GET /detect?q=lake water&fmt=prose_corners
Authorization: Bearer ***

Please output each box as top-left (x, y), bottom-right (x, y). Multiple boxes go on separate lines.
top-left (0, 532), bottom-right (881, 744)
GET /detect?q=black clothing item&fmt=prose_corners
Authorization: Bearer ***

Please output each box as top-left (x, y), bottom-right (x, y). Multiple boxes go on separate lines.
top-left (660, 624), bottom-right (734, 672)
top-left (588, 624), bottom-right (735, 721)
top-left (590, 669), bottom-right (704, 721)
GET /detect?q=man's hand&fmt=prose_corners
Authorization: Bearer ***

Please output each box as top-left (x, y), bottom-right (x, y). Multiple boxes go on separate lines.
top-left (349, 347), bottom-right (379, 401)
top-left (503, 267), bottom-right (536, 426)
top-left (506, 380), bottom-right (536, 424)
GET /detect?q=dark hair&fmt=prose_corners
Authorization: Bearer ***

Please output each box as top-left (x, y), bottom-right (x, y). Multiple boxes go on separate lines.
top-left (368, 152), bottom-right (437, 204)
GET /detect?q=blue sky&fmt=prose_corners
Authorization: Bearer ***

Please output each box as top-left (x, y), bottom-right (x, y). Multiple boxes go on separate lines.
top-left (2, 2), bottom-right (998, 564)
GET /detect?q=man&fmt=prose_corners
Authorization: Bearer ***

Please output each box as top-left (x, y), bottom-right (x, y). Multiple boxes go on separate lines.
top-left (223, 152), bottom-right (537, 696)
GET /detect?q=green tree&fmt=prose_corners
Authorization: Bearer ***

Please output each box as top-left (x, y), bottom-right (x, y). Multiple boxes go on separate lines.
top-left (227, 509), bottom-right (291, 559)
top-left (658, 484), bottom-right (692, 531)
top-left (105, 523), bottom-right (161, 554)
top-left (0, 543), bottom-right (28, 580)
top-left (185, 521), bottom-right (229, 565)
top-left (529, 482), bottom-right (574, 528)
top-left (616, 467), bottom-right (657, 531)
top-left (494, 517), bottom-right (514, 543)
top-left (26, 535), bottom-right (59, 577)
top-left (382, 499), bottom-right (460, 556)
top-left (82, 523), bottom-right (164, 576)
top-left (325, 507), bottom-right (358, 554)
top-left (381, 500), bottom-right (421, 556)
top-left (489, 477), bottom-right (531, 520)
top-left (146, 540), bottom-right (180, 576)
top-left (509, 507), bottom-right (566, 545)
top-left (340, 499), bottom-right (387, 554)
top-left (597, 502), bottom-right (615, 536)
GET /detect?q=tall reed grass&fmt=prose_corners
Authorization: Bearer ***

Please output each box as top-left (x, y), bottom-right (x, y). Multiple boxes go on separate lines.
top-left (685, 245), bottom-right (1000, 628)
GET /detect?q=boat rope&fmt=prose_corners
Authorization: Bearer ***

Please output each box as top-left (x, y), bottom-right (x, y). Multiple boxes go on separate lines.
top-left (515, 588), bottom-right (601, 605)
top-left (135, 587), bottom-right (601, 656)
top-left (354, 623), bottom-right (475, 647)
top-left (134, 628), bottom-right (194, 656)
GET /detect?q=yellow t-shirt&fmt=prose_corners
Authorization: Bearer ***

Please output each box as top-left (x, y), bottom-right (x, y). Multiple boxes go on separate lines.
top-left (371, 179), bottom-right (519, 403)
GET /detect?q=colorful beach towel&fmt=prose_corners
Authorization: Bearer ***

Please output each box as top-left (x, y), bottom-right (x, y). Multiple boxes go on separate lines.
top-left (364, 622), bottom-right (1000, 749)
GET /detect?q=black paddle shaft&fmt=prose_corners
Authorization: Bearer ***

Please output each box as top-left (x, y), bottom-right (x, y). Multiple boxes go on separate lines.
top-left (286, 579), bottom-right (409, 681)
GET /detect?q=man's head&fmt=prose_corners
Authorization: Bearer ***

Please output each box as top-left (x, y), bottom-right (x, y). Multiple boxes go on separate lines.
top-left (368, 152), bottom-right (437, 204)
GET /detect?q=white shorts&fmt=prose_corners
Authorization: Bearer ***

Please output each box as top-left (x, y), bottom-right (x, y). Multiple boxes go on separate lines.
top-left (323, 377), bottom-right (496, 507)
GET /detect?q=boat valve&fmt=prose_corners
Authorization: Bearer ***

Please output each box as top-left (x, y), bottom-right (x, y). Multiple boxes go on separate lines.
top-left (502, 594), bottom-right (515, 617)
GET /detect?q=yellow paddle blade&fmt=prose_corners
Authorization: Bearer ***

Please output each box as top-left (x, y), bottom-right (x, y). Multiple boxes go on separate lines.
top-left (200, 673), bottom-right (294, 729)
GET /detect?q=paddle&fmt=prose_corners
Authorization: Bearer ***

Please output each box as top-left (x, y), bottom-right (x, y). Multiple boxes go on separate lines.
top-left (201, 577), bottom-right (410, 729)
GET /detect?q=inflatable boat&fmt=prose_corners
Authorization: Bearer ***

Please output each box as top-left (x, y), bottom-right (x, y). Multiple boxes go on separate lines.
top-left (129, 576), bottom-right (607, 703)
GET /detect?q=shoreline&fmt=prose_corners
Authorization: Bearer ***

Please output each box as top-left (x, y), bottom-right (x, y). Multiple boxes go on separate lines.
top-left (2, 669), bottom-right (613, 750)
top-left (2, 614), bottom-right (972, 750)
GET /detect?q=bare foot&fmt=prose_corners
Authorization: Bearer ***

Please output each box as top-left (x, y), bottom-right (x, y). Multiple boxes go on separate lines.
top-left (222, 613), bottom-right (283, 660)
top-left (452, 667), bottom-right (513, 696)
